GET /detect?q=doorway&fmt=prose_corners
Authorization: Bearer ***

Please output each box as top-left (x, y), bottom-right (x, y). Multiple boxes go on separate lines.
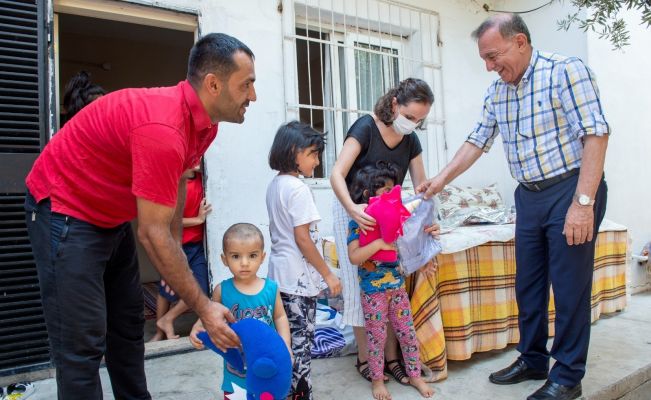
top-left (54, 10), bottom-right (197, 342)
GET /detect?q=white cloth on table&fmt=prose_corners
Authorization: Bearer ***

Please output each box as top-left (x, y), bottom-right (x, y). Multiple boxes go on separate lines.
top-left (440, 218), bottom-right (626, 254)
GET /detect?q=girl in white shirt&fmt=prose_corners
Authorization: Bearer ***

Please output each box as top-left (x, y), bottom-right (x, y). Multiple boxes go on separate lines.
top-left (266, 121), bottom-right (342, 400)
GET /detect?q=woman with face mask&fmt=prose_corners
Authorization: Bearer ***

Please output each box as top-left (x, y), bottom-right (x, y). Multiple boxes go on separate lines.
top-left (330, 78), bottom-right (438, 386)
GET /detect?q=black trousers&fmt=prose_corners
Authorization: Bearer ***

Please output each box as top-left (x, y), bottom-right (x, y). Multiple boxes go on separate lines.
top-left (25, 191), bottom-right (151, 400)
top-left (514, 174), bottom-right (607, 387)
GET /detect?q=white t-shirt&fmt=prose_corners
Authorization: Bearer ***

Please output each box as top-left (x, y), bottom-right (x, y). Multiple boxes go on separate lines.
top-left (266, 174), bottom-right (326, 297)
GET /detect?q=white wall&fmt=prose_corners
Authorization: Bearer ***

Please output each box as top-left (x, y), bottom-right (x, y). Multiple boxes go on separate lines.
top-left (587, 10), bottom-right (651, 292)
top-left (444, 0), bottom-right (588, 205)
top-left (396, 0), bottom-right (588, 207)
top-left (152, 0), bottom-right (286, 282)
top-left (427, 0), bottom-right (516, 203)
top-left (150, 0), bottom-right (633, 287)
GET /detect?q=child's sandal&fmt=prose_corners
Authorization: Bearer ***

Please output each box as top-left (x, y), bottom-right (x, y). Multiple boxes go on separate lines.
top-left (355, 358), bottom-right (373, 382)
top-left (384, 359), bottom-right (410, 386)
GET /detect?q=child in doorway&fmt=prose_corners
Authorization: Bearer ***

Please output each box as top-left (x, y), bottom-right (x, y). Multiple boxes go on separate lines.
top-left (189, 223), bottom-right (291, 399)
top-left (61, 70), bottom-right (105, 125)
top-left (150, 164), bottom-right (211, 341)
top-left (347, 162), bottom-right (435, 400)
top-left (266, 121), bottom-right (342, 400)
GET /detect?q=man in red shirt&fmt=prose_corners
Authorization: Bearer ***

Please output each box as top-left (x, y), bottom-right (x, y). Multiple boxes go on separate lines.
top-left (24, 33), bottom-right (256, 399)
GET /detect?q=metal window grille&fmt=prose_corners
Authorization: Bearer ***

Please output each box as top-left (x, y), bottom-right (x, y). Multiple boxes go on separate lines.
top-left (282, 0), bottom-right (447, 180)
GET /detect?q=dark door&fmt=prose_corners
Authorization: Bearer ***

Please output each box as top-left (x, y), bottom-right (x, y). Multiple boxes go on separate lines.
top-left (0, 0), bottom-right (51, 375)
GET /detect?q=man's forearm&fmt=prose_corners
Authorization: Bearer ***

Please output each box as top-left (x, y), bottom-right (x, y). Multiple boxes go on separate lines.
top-left (439, 142), bottom-right (484, 185)
top-left (139, 227), bottom-right (210, 314)
top-left (171, 178), bottom-right (187, 244)
top-left (575, 135), bottom-right (608, 198)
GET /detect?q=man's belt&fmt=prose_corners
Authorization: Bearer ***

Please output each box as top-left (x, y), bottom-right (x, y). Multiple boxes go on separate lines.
top-left (520, 169), bottom-right (579, 192)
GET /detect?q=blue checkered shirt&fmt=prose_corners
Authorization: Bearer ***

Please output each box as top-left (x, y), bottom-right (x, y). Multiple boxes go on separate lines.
top-left (466, 50), bottom-right (610, 183)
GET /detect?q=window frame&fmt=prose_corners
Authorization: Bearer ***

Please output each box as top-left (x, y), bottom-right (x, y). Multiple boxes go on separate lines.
top-left (283, 1), bottom-right (447, 187)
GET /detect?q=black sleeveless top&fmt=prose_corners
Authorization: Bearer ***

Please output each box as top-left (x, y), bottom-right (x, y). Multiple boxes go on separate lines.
top-left (344, 114), bottom-right (422, 188)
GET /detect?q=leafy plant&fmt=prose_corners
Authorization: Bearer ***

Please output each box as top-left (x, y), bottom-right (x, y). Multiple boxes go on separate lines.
top-left (558, 0), bottom-right (651, 49)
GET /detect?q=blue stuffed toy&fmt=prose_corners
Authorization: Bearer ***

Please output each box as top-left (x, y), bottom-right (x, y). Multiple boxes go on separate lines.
top-left (197, 318), bottom-right (292, 400)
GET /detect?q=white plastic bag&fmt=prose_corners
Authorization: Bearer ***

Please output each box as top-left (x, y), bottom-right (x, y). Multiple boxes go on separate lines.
top-left (312, 304), bottom-right (357, 358)
top-left (397, 194), bottom-right (442, 275)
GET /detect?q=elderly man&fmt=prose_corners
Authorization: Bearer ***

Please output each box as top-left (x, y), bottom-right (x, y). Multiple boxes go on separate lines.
top-left (24, 33), bottom-right (256, 399)
top-left (417, 14), bottom-right (609, 400)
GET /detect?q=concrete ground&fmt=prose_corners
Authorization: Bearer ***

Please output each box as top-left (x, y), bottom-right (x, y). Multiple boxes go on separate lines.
top-left (22, 292), bottom-right (651, 399)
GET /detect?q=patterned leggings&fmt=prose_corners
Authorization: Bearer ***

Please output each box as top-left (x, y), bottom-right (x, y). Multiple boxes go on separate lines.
top-left (361, 287), bottom-right (421, 381)
top-left (281, 293), bottom-right (316, 400)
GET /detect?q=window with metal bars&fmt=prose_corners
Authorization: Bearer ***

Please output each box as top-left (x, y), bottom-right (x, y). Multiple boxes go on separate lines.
top-left (282, 0), bottom-right (447, 181)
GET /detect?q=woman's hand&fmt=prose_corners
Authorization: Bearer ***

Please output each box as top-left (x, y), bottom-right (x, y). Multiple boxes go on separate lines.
top-left (424, 223), bottom-right (441, 239)
top-left (348, 203), bottom-right (376, 233)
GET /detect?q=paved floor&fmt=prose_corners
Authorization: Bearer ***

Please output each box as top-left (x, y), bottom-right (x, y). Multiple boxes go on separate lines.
top-left (24, 292), bottom-right (651, 399)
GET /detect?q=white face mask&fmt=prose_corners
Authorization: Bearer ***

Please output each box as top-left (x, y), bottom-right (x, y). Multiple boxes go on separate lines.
top-left (392, 113), bottom-right (418, 136)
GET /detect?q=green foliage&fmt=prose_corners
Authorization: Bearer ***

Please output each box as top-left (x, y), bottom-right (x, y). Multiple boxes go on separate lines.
top-left (557, 0), bottom-right (651, 49)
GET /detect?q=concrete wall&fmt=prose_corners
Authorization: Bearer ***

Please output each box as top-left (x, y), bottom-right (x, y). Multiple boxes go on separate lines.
top-left (587, 10), bottom-right (651, 292)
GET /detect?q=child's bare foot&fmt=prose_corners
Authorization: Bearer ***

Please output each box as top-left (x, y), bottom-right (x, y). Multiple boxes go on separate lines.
top-left (371, 379), bottom-right (392, 400)
top-left (148, 331), bottom-right (165, 342)
top-left (156, 315), bottom-right (179, 340)
top-left (409, 376), bottom-right (434, 398)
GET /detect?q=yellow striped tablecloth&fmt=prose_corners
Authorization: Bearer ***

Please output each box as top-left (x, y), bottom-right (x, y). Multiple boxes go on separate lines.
top-left (406, 229), bottom-right (628, 382)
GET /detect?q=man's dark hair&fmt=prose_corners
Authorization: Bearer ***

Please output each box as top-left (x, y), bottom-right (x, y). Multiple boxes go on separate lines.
top-left (222, 223), bottom-right (264, 252)
top-left (471, 13), bottom-right (532, 45)
top-left (349, 161), bottom-right (401, 204)
top-left (268, 121), bottom-right (326, 173)
top-left (187, 33), bottom-right (255, 87)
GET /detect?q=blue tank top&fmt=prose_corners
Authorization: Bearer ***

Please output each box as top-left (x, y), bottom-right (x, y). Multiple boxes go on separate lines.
top-left (219, 278), bottom-right (278, 393)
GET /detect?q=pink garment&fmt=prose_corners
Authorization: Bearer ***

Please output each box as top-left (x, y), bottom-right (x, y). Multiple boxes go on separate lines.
top-left (361, 287), bottom-right (421, 380)
top-left (359, 185), bottom-right (411, 262)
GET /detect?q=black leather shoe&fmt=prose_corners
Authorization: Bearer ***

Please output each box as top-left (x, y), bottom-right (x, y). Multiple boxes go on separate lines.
top-left (488, 359), bottom-right (548, 385)
top-left (527, 379), bottom-right (582, 400)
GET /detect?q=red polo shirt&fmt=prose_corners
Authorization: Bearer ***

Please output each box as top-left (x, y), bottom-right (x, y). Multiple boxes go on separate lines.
top-left (26, 80), bottom-right (218, 228)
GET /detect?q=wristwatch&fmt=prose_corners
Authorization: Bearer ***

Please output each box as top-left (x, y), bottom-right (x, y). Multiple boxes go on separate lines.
top-left (574, 193), bottom-right (595, 206)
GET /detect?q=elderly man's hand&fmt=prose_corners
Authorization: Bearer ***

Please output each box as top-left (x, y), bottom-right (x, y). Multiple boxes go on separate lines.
top-left (416, 175), bottom-right (446, 200)
top-left (563, 202), bottom-right (594, 245)
top-left (199, 301), bottom-right (240, 352)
